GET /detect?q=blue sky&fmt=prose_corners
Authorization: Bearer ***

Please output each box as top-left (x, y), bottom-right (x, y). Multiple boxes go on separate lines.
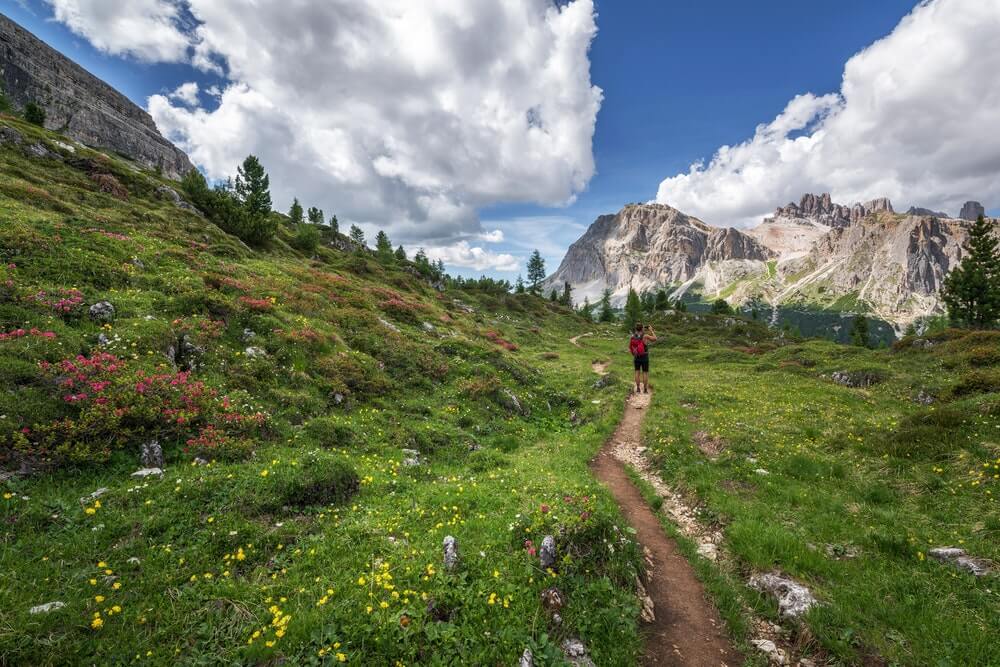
top-left (6, 0), bottom-right (997, 280)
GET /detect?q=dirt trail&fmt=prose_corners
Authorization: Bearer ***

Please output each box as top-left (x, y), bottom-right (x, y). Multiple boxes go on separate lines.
top-left (569, 332), bottom-right (594, 347)
top-left (591, 390), bottom-right (740, 666)
top-left (591, 360), bottom-right (610, 376)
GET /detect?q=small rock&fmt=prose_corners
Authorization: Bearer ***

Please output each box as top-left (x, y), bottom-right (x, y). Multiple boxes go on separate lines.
top-left (421, 322), bottom-right (436, 333)
top-left (241, 328), bottom-right (257, 342)
top-left (755, 468), bottom-right (771, 476)
top-left (499, 389), bottom-right (530, 417)
top-left (551, 612), bottom-right (563, 625)
top-left (127, 557), bottom-right (141, 565)
top-left (140, 440), bottom-right (163, 468)
top-left (97, 333), bottom-right (110, 346)
top-left (402, 449), bottom-right (422, 467)
top-left (378, 318), bottom-right (401, 333)
top-left (561, 638), bottom-right (596, 667)
top-left (696, 542), bottom-right (719, 561)
top-left (79, 488), bottom-right (109, 504)
top-left (539, 535), bottom-right (557, 570)
top-left (131, 468), bottom-right (164, 478)
top-left (52, 140), bottom-right (76, 154)
top-left (798, 658), bottom-right (818, 667)
top-left (193, 457), bottom-right (209, 466)
top-left (333, 393), bottom-right (345, 405)
top-left (25, 142), bottom-right (53, 159)
top-left (88, 301), bottom-right (116, 322)
top-left (244, 346), bottom-right (267, 359)
top-left (593, 374), bottom-right (614, 389)
top-left (751, 639), bottom-right (788, 665)
top-left (636, 577), bottom-right (655, 622)
top-left (915, 390), bottom-right (936, 406)
top-left (831, 370), bottom-right (883, 389)
top-left (519, 648), bottom-right (534, 667)
top-left (749, 572), bottom-right (819, 618)
top-left (540, 586), bottom-right (564, 613)
top-left (29, 601), bottom-right (66, 615)
top-left (443, 535), bottom-right (459, 571)
top-left (928, 547), bottom-right (992, 577)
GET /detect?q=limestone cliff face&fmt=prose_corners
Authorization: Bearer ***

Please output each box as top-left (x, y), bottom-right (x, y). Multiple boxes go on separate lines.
top-left (544, 203), bottom-right (774, 305)
top-left (0, 13), bottom-right (193, 178)
top-left (550, 192), bottom-right (990, 328)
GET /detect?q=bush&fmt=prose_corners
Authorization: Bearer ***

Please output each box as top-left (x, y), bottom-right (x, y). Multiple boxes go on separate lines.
top-left (24, 101), bottom-right (46, 127)
top-left (875, 406), bottom-right (969, 460)
top-left (301, 417), bottom-right (356, 448)
top-left (951, 369), bottom-right (1000, 397)
top-left (291, 223), bottom-right (321, 254)
top-left (255, 453), bottom-right (359, 511)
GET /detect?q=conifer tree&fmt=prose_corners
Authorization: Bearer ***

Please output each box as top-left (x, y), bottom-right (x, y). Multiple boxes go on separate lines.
top-left (579, 297), bottom-right (593, 322)
top-left (515, 275), bottom-right (526, 294)
top-left (307, 207), bottom-right (324, 225)
top-left (598, 288), bottom-right (615, 322)
top-left (560, 281), bottom-right (573, 306)
top-left (235, 155), bottom-right (272, 219)
top-left (850, 315), bottom-right (871, 348)
top-left (349, 225), bottom-right (366, 249)
top-left (24, 101), bottom-right (46, 127)
top-left (288, 198), bottom-right (304, 225)
top-left (942, 215), bottom-right (1000, 328)
top-left (655, 289), bottom-right (670, 311)
top-left (549, 289), bottom-right (558, 301)
top-left (329, 215), bottom-right (339, 235)
top-left (394, 245), bottom-right (407, 261)
top-left (624, 288), bottom-right (642, 331)
top-left (375, 230), bottom-right (393, 262)
top-left (527, 250), bottom-right (546, 294)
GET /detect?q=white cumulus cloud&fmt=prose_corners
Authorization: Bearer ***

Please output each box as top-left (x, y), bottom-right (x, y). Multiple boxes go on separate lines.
top-left (656, 0), bottom-right (1000, 227)
top-left (423, 241), bottom-right (520, 272)
top-left (47, 0), bottom-right (603, 248)
top-left (168, 81), bottom-right (199, 106)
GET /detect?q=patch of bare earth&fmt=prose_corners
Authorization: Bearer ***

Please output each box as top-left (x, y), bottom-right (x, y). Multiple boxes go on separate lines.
top-left (692, 431), bottom-right (726, 460)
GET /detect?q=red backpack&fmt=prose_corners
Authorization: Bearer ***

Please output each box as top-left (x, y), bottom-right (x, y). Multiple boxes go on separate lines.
top-left (629, 334), bottom-right (646, 356)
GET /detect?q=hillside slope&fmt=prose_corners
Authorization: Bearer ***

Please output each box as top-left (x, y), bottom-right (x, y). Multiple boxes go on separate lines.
top-left (0, 116), bottom-right (646, 665)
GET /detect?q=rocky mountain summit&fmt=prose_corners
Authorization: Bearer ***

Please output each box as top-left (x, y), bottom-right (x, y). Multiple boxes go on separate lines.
top-left (548, 193), bottom-right (992, 329)
top-left (0, 14), bottom-right (193, 178)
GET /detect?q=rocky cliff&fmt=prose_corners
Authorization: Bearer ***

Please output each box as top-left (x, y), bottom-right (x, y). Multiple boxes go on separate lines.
top-left (0, 13), bottom-right (193, 179)
top-left (549, 193), bottom-right (991, 328)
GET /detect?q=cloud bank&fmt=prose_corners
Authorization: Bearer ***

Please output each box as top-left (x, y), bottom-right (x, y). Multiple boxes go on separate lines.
top-left (46, 0), bottom-right (602, 270)
top-left (656, 0), bottom-right (1000, 227)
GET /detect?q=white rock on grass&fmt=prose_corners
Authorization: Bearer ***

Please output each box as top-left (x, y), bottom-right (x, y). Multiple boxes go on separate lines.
top-left (29, 601), bottom-right (66, 614)
top-left (79, 488), bottom-right (109, 504)
top-left (928, 547), bottom-right (992, 577)
top-left (519, 648), bottom-right (533, 667)
top-left (539, 535), bottom-right (557, 570)
top-left (749, 572), bottom-right (818, 618)
top-left (378, 318), bottom-right (401, 333)
top-left (561, 638), bottom-right (596, 667)
top-left (751, 639), bottom-right (787, 665)
top-left (131, 468), bottom-right (164, 478)
top-left (402, 449), bottom-right (422, 467)
top-left (443, 535), bottom-right (459, 571)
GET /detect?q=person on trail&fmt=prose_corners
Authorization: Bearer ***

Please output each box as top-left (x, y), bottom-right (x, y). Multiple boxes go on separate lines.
top-left (629, 323), bottom-right (656, 394)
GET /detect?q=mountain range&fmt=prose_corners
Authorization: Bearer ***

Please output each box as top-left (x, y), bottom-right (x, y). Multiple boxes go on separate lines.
top-left (546, 193), bottom-right (991, 331)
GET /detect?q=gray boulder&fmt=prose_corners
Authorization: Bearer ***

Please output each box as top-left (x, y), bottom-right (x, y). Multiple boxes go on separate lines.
top-left (88, 301), bottom-right (116, 322)
top-left (928, 547), bottom-right (992, 577)
top-left (443, 535), bottom-right (459, 571)
top-left (131, 468), bottom-right (164, 478)
top-left (498, 389), bottom-right (530, 417)
top-left (402, 449), bottom-right (422, 467)
top-left (561, 639), bottom-right (596, 667)
top-left (540, 535), bottom-right (557, 570)
top-left (519, 648), bottom-right (533, 667)
top-left (831, 370), bottom-right (884, 388)
top-left (140, 440), bottom-right (163, 468)
top-left (0, 126), bottom-right (24, 145)
top-left (749, 572), bottom-right (818, 618)
top-left (29, 601), bottom-right (66, 615)
top-left (244, 346), bottom-right (267, 359)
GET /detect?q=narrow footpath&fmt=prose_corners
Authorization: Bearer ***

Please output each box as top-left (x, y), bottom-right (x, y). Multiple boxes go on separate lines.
top-left (591, 389), bottom-right (740, 666)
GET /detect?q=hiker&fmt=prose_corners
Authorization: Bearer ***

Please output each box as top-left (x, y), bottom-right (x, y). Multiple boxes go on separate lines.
top-left (629, 322), bottom-right (656, 394)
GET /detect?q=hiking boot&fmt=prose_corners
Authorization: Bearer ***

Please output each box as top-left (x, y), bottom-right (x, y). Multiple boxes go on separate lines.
top-left (643, 386), bottom-right (648, 394)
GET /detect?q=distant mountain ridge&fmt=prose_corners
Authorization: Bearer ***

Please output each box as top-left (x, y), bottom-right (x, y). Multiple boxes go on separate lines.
top-left (546, 193), bottom-right (992, 329)
top-left (0, 13), bottom-right (193, 178)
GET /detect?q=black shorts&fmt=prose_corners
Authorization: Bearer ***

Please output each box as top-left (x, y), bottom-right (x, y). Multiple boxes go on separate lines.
top-left (633, 354), bottom-right (649, 372)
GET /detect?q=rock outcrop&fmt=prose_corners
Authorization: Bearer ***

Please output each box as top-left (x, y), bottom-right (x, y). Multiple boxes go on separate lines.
top-left (959, 201), bottom-right (986, 221)
top-left (907, 206), bottom-right (950, 218)
top-left (0, 14), bottom-right (194, 178)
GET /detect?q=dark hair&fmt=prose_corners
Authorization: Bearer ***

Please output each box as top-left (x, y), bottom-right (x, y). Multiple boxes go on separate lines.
top-left (634, 322), bottom-right (643, 333)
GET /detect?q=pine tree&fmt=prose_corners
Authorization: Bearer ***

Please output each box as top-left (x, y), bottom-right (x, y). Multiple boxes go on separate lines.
top-left (598, 288), bottom-right (615, 322)
top-left (375, 230), bottom-right (393, 262)
top-left (579, 297), bottom-right (593, 322)
top-left (526, 250), bottom-right (546, 294)
top-left (711, 299), bottom-right (733, 315)
top-left (560, 281), bottom-right (573, 306)
top-left (235, 155), bottom-right (272, 219)
top-left (394, 245), bottom-right (407, 261)
top-left (435, 259), bottom-right (445, 277)
top-left (624, 288), bottom-right (642, 331)
top-left (515, 275), bottom-right (526, 294)
top-left (655, 289), bottom-right (670, 311)
top-left (288, 198), bottom-right (304, 225)
top-left (942, 215), bottom-right (1000, 328)
top-left (329, 215), bottom-right (339, 235)
top-left (349, 225), bottom-right (366, 249)
top-left (549, 289), bottom-right (558, 301)
top-left (307, 206), bottom-right (324, 225)
top-left (850, 315), bottom-right (870, 348)
top-left (641, 291), bottom-right (656, 315)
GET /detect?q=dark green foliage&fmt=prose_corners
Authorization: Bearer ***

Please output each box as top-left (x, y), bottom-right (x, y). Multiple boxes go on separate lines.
top-left (328, 214), bottom-right (339, 234)
top-left (288, 198), bottom-right (304, 225)
top-left (623, 288), bottom-right (641, 331)
top-left (234, 155), bottom-right (272, 219)
top-left (527, 250), bottom-right (546, 294)
top-left (301, 417), bottom-right (357, 449)
top-left (598, 288), bottom-right (615, 322)
top-left (375, 230), bottom-right (393, 263)
top-left (291, 223), bottom-right (321, 253)
top-left (640, 291), bottom-right (655, 315)
top-left (180, 168), bottom-right (276, 246)
top-left (394, 245), bottom-right (406, 261)
top-left (24, 101), bottom-right (46, 127)
top-left (0, 85), bottom-right (13, 114)
top-left (942, 215), bottom-right (1000, 328)
top-left (951, 369), bottom-right (1000, 397)
top-left (559, 281), bottom-right (573, 306)
top-left (850, 315), bottom-right (870, 348)
top-left (549, 288), bottom-right (558, 301)
top-left (515, 274), bottom-right (526, 294)
top-left (578, 296), bottom-right (593, 322)
top-left (254, 454), bottom-right (360, 511)
top-left (710, 299), bottom-right (733, 315)
top-left (655, 289), bottom-right (670, 312)
top-left (349, 224), bottom-right (366, 249)
top-left (307, 206), bottom-right (324, 225)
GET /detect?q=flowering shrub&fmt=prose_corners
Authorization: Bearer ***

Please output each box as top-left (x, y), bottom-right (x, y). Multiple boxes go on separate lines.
top-left (184, 425), bottom-right (254, 461)
top-left (7, 352), bottom-right (266, 466)
top-left (239, 296), bottom-right (275, 312)
top-left (484, 330), bottom-right (519, 352)
top-left (0, 328), bottom-right (56, 343)
top-left (379, 298), bottom-right (425, 325)
top-left (83, 228), bottom-right (130, 242)
top-left (29, 288), bottom-right (85, 315)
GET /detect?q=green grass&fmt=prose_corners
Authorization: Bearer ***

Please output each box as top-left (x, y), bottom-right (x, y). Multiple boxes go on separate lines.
top-left (641, 314), bottom-right (1000, 666)
top-left (0, 117), bottom-right (646, 665)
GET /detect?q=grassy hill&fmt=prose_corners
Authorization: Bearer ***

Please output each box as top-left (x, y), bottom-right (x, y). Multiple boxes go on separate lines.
top-left (0, 116), bottom-right (645, 665)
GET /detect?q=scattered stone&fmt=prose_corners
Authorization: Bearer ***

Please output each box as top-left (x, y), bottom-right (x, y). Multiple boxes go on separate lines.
top-left (540, 586), bottom-right (564, 613)
top-left (915, 390), bottom-right (936, 406)
top-left (561, 638), bottom-right (596, 667)
top-left (0, 126), bottom-right (24, 145)
top-left (696, 542), bottom-right (719, 561)
top-left (244, 346), bottom-right (267, 359)
top-left (749, 572), bottom-right (819, 619)
top-left (831, 370), bottom-right (884, 389)
top-left (519, 648), bottom-right (533, 667)
top-left (156, 185), bottom-right (197, 212)
top-left (593, 374), bottom-right (614, 389)
top-left (912, 338), bottom-right (935, 350)
top-left (539, 535), bottom-right (557, 570)
top-left (755, 468), bottom-right (771, 476)
top-left (140, 440), bottom-right (163, 468)
top-left (79, 488), bottom-right (109, 504)
top-left (131, 468), bottom-right (164, 478)
top-left (52, 139), bottom-right (76, 153)
top-left (333, 393), bottom-right (345, 405)
top-left (378, 318), bottom-right (401, 333)
top-left (421, 322), bottom-right (436, 333)
top-left (193, 457), bottom-right (209, 466)
top-left (88, 301), bottom-right (116, 322)
top-left (127, 557), bottom-right (141, 565)
top-left (402, 449), bottom-right (422, 467)
top-left (928, 547), bottom-right (992, 577)
top-left (551, 612), bottom-right (563, 625)
top-left (751, 639), bottom-right (788, 665)
top-left (442, 535), bottom-right (459, 571)
top-left (97, 333), bottom-right (110, 346)
top-left (498, 389), bottom-right (530, 417)
top-left (29, 601), bottom-right (66, 615)
top-left (25, 142), bottom-right (53, 159)
top-left (452, 299), bottom-right (475, 313)
top-left (635, 577), bottom-right (655, 622)
top-left (825, 543), bottom-right (859, 560)
top-left (798, 658), bottom-right (818, 667)
top-left (241, 328), bottom-right (257, 342)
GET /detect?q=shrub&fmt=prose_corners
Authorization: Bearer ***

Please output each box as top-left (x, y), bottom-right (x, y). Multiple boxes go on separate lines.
top-left (90, 173), bottom-right (128, 200)
top-left (291, 223), bottom-right (321, 254)
top-left (313, 353), bottom-right (391, 398)
top-left (951, 369), bottom-right (1000, 397)
top-left (875, 406), bottom-right (969, 460)
top-left (254, 453), bottom-right (359, 511)
top-left (24, 101), bottom-right (46, 127)
top-left (301, 417), bottom-right (356, 449)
